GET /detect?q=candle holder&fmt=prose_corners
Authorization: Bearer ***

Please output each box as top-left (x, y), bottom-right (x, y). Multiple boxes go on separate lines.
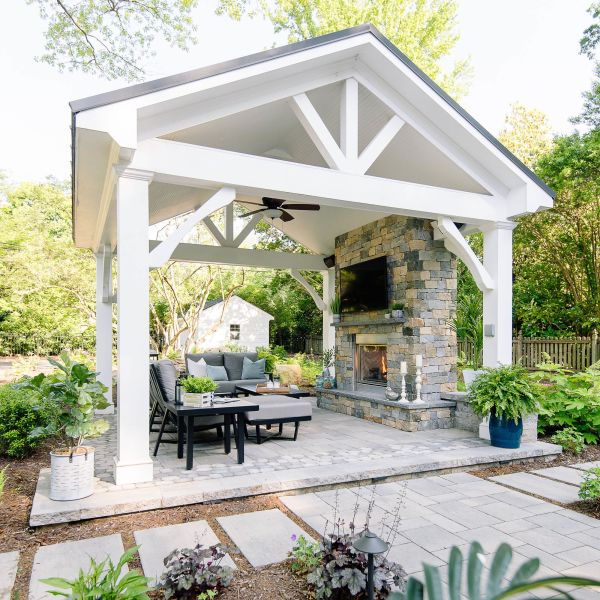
top-left (413, 365), bottom-right (424, 404)
top-left (399, 372), bottom-right (408, 403)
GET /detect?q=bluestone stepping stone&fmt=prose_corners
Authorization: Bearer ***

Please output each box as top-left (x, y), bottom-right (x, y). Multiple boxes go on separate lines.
top-left (572, 461), bottom-right (600, 471)
top-left (135, 520), bottom-right (235, 584)
top-left (217, 509), bottom-right (313, 567)
top-left (533, 466), bottom-right (586, 486)
top-left (0, 551), bottom-right (20, 598)
top-left (29, 534), bottom-right (125, 600)
top-left (490, 472), bottom-right (580, 503)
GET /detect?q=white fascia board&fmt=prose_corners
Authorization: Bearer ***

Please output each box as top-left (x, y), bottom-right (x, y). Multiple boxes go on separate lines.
top-left (76, 104), bottom-right (138, 151)
top-left (148, 240), bottom-right (327, 271)
top-left (506, 183), bottom-right (554, 218)
top-left (131, 139), bottom-right (503, 224)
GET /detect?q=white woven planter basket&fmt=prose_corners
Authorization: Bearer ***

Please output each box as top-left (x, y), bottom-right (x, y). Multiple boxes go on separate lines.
top-left (50, 447), bottom-right (95, 501)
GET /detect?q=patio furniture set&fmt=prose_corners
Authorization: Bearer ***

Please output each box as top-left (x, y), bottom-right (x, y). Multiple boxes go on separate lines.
top-left (149, 351), bottom-right (313, 469)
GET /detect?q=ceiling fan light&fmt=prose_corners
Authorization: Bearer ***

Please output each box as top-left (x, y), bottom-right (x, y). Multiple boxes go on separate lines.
top-left (263, 208), bottom-right (283, 219)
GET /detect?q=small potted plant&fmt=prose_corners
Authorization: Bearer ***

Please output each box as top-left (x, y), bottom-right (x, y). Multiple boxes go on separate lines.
top-left (329, 295), bottom-right (342, 323)
top-left (19, 352), bottom-right (109, 501)
top-left (468, 364), bottom-right (540, 448)
top-left (391, 302), bottom-right (404, 319)
top-left (181, 376), bottom-right (218, 406)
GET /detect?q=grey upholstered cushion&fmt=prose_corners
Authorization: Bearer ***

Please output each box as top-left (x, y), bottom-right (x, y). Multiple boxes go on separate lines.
top-left (214, 379), bottom-right (266, 394)
top-left (245, 396), bottom-right (312, 422)
top-left (206, 364), bottom-right (228, 381)
top-left (241, 357), bottom-right (265, 380)
top-left (223, 352), bottom-right (258, 380)
top-left (186, 352), bottom-right (224, 368)
top-left (154, 359), bottom-right (177, 402)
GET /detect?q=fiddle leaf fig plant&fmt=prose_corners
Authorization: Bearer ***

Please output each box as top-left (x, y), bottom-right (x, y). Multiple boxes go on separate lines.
top-left (17, 352), bottom-right (109, 450)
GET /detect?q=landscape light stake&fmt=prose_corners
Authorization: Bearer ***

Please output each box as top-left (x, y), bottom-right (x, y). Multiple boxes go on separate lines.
top-left (353, 529), bottom-right (389, 600)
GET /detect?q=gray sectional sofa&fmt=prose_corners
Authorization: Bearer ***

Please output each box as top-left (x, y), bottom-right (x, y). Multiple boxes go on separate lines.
top-left (185, 351), bottom-right (268, 395)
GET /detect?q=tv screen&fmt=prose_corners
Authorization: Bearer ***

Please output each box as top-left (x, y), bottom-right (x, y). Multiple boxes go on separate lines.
top-left (340, 256), bottom-right (388, 313)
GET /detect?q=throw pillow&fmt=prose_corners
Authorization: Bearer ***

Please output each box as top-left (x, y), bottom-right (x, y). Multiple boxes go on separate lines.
top-left (188, 357), bottom-right (208, 378)
top-left (241, 356), bottom-right (266, 380)
top-left (155, 359), bottom-right (177, 401)
top-left (206, 364), bottom-right (229, 381)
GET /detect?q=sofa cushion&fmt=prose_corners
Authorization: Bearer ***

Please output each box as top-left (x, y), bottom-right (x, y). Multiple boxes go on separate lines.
top-left (241, 357), bottom-right (265, 380)
top-left (186, 352), bottom-right (224, 368)
top-left (245, 396), bottom-right (312, 422)
top-left (206, 364), bottom-right (228, 381)
top-left (223, 352), bottom-right (258, 381)
top-left (154, 359), bottom-right (177, 402)
top-left (188, 357), bottom-right (208, 378)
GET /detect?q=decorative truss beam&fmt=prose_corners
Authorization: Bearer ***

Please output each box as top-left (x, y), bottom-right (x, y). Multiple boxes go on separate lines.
top-left (290, 269), bottom-right (326, 311)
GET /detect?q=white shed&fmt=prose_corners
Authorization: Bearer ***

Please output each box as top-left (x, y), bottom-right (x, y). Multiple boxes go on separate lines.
top-left (179, 295), bottom-right (273, 351)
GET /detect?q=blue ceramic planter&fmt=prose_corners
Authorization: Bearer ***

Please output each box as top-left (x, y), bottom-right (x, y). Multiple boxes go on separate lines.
top-left (489, 411), bottom-right (523, 449)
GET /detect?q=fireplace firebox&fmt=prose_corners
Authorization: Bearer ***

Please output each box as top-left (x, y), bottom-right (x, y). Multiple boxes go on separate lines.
top-left (355, 334), bottom-right (388, 387)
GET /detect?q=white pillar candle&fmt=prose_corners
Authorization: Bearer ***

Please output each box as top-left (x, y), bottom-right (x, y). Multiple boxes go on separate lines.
top-left (400, 361), bottom-right (407, 374)
top-left (415, 354), bottom-right (423, 368)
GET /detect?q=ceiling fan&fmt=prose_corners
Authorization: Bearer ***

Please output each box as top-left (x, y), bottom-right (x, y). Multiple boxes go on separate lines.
top-left (242, 197), bottom-right (320, 222)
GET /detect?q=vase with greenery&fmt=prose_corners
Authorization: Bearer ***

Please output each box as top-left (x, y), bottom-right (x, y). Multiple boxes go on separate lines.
top-left (468, 364), bottom-right (540, 449)
top-left (321, 347), bottom-right (335, 378)
top-left (180, 376), bottom-right (218, 406)
top-left (329, 295), bottom-right (342, 323)
top-left (391, 302), bottom-right (405, 319)
top-left (19, 352), bottom-right (109, 501)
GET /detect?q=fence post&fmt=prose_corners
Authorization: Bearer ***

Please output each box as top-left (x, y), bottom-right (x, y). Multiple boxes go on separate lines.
top-left (516, 330), bottom-right (523, 364)
top-left (593, 329), bottom-right (598, 364)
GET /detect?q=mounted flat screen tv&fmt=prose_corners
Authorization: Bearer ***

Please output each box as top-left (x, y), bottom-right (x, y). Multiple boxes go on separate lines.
top-left (340, 256), bottom-right (388, 313)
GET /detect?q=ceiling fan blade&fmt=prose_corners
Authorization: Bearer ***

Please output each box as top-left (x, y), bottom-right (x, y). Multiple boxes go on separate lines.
top-left (262, 196), bottom-right (286, 208)
top-left (242, 208), bottom-right (267, 217)
top-left (279, 210), bottom-right (295, 222)
top-left (281, 203), bottom-right (320, 211)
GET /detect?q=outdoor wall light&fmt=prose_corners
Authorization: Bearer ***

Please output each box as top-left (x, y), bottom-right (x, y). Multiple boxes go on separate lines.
top-left (353, 529), bottom-right (389, 600)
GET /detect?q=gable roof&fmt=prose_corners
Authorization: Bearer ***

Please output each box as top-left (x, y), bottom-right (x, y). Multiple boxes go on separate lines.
top-left (204, 295), bottom-right (273, 319)
top-left (70, 24), bottom-right (553, 199)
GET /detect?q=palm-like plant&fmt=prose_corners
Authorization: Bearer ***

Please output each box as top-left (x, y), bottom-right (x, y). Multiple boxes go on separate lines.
top-left (452, 293), bottom-right (484, 368)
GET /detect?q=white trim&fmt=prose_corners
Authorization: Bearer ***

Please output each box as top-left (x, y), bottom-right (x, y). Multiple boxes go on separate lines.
top-left (148, 187), bottom-right (235, 267)
top-left (91, 142), bottom-right (119, 252)
top-left (233, 213), bottom-right (263, 247)
top-left (340, 77), bottom-right (359, 162)
top-left (203, 216), bottom-right (227, 245)
top-left (290, 269), bottom-right (326, 310)
top-left (356, 114), bottom-right (404, 175)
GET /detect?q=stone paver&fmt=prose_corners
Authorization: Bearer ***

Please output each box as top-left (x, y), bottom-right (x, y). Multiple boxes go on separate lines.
top-left (533, 466), bottom-right (586, 486)
top-left (217, 509), bottom-right (313, 567)
top-left (490, 472), bottom-right (581, 503)
top-left (29, 534), bottom-right (125, 600)
top-left (0, 551), bottom-right (19, 599)
top-left (572, 461), bottom-right (600, 471)
top-left (135, 520), bottom-right (236, 584)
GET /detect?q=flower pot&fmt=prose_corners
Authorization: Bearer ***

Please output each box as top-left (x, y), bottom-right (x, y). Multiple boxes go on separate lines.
top-left (332, 314), bottom-right (341, 323)
top-left (392, 310), bottom-right (404, 319)
top-left (489, 411), bottom-right (523, 449)
top-left (50, 446), bottom-right (95, 501)
top-left (183, 392), bottom-right (213, 406)
top-left (384, 313), bottom-right (391, 319)
top-left (463, 369), bottom-right (485, 389)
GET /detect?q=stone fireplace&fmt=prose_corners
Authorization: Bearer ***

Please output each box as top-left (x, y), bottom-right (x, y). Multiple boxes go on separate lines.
top-left (316, 215), bottom-right (459, 431)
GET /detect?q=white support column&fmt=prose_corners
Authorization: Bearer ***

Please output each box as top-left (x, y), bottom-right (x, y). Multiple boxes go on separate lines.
top-left (95, 245), bottom-right (114, 413)
top-left (322, 268), bottom-right (336, 354)
top-left (482, 222), bottom-right (516, 367)
top-left (114, 168), bottom-right (154, 485)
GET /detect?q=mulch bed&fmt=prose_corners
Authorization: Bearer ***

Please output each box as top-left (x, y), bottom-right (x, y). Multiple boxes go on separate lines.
top-left (0, 444), bottom-right (313, 599)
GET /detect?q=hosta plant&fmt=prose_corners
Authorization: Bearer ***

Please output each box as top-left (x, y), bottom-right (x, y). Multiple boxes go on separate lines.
top-left (550, 427), bottom-right (587, 455)
top-left (390, 542), bottom-right (600, 600)
top-left (156, 543), bottom-right (234, 599)
top-left (41, 546), bottom-right (150, 599)
top-left (579, 467), bottom-right (600, 500)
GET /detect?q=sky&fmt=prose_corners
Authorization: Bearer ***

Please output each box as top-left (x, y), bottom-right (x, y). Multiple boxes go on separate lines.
top-left (0, 0), bottom-right (595, 184)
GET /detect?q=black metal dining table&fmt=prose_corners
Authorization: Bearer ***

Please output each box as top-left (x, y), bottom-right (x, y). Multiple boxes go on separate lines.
top-left (162, 399), bottom-right (259, 470)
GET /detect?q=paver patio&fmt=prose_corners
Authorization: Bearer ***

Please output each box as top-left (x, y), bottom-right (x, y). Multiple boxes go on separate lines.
top-left (490, 472), bottom-right (581, 503)
top-left (30, 400), bottom-right (561, 525)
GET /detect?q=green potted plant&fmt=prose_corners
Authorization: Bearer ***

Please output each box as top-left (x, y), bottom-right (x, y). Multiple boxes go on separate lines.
top-left (181, 376), bottom-right (218, 406)
top-left (19, 352), bottom-right (109, 501)
top-left (391, 302), bottom-right (404, 319)
top-left (468, 364), bottom-right (540, 449)
top-left (329, 295), bottom-right (342, 323)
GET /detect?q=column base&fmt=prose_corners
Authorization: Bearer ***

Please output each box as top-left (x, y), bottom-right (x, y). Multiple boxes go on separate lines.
top-left (479, 417), bottom-right (490, 440)
top-left (96, 404), bottom-right (115, 415)
top-left (113, 457), bottom-right (154, 485)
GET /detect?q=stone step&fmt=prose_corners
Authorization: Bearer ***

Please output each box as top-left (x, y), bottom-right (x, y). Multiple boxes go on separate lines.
top-left (134, 520), bottom-right (235, 585)
top-left (29, 534), bottom-right (125, 600)
top-left (490, 473), bottom-right (580, 504)
top-left (533, 466), bottom-right (586, 486)
top-left (217, 509), bottom-right (314, 567)
top-left (0, 551), bottom-right (19, 599)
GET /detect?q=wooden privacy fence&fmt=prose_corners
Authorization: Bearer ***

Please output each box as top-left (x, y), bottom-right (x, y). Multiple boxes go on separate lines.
top-left (459, 330), bottom-right (600, 371)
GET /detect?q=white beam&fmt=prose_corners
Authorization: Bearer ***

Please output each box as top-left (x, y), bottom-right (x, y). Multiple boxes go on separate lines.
top-left (131, 139), bottom-right (502, 223)
top-left (95, 245), bottom-right (113, 412)
top-left (290, 269), bottom-right (326, 310)
top-left (340, 78), bottom-right (359, 162)
top-left (114, 168), bottom-right (153, 485)
top-left (289, 93), bottom-right (348, 171)
top-left (149, 187), bottom-right (235, 267)
top-left (101, 243), bottom-right (114, 302)
top-left (203, 216), bottom-right (227, 245)
top-left (322, 268), bottom-right (335, 354)
top-left (224, 202), bottom-right (234, 245)
top-left (91, 141), bottom-right (120, 252)
top-left (233, 213), bottom-right (263, 248)
top-left (433, 217), bottom-right (494, 292)
top-left (356, 115), bottom-right (404, 175)
top-left (149, 240), bottom-right (327, 270)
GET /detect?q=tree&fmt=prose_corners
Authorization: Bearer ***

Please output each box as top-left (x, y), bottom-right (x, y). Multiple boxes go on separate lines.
top-left (28, 0), bottom-right (199, 81)
top-left (218, 0), bottom-right (472, 98)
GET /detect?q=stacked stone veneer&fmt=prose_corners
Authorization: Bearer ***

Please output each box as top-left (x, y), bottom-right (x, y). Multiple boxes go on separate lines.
top-left (332, 215), bottom-right (457, 401)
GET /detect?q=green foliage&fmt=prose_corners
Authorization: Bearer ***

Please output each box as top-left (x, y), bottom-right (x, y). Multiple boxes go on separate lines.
top-left (180, 376), bottom-right (218, 394)
top-left (329, 295), bottom-right (341, 315)
top-left (281, 353), bottom-right (322, 385)
top-left (321, 347), bottom-right (335, 369)
top-left (29, 0), bottom-right (199, 81)
top-left (289, 535), bottom-right (321, 575)
top-left (41, 546), bottom-right (151, 599)
top-left (0, 384), bottom-right (54, 458)
top-left (550, 427), bottom-right (587, 455)
top-left (256, 346), bottom-right (277, 373)
top-left (18, 352), bottom-right (109, 449)
top-left (156, 543), bottom-right (234, 600)
top-left (579, 467), bottom-right (600, 500)
top-left (468, 364), bottom-right (540, 423)
top-left (533, 361), bottom-right (600, 443)
top-left (390, 542), bottom-right (600, 600)
top-left (391, 302), bottom-right (404, 311)
top-left (219, 0), bottom-right (471, 98)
